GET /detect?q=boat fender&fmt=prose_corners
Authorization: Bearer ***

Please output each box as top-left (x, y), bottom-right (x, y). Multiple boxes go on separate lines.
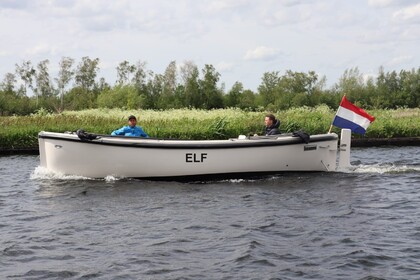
top-left (292, 130), bottom-right (310, 144)
top-left (76, 129), bottom-right (98, 141)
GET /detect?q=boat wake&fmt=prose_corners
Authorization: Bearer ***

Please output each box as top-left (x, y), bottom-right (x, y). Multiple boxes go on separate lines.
top-left (30, 163), bottom-right (419, 183)
top-left (30, 166), bottom-right (120, 182)
top-left (341, 163), bottom-right (420, 174)
top-left (30, 166), bottom-right (91, 180)
top-left (30, 166), bottom-right (122, 182)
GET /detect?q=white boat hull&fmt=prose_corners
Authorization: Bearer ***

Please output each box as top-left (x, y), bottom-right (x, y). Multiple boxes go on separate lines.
top-left (38, 131), bottom-right (340, 179)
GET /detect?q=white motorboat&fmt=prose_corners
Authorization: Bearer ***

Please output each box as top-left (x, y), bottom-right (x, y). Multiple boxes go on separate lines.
top-left (38, 129), bottom-right (352, 180)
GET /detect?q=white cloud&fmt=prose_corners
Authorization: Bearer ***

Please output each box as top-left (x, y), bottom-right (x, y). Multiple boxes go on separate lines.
top-left (203, 0), bottom-right (249, 14)
top-left (386, 55), bottom-right (413, 66)
top-left (368, 0), bottom-right (394, 7)
top-left (1, 0), bottom-right (419, 92)
top-left (216, 61), bottom-right (234, 72)
top-left (244, 46), bottom-right (281, 61)
top-left (393, 3), bottom-right (420, 22)
top-left (0, 50), bottom-right (10, 56)
top-left (24, 43), bottom-right (57, 57)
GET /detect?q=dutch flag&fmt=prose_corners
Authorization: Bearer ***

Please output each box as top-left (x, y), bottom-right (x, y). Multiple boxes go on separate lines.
top-left (332, 96), bottom-right (375, 135)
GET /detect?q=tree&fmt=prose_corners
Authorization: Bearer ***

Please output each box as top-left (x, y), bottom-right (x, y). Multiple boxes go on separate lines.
top-left (1, 73), bottom-right (16, 95)
top-left (55, 57), bottom-right (74, 112)
top-left (160, 61), bottom-right (178, 108)
top-left (153, 74), bottom-right (165, 108)
top-left (258, 71), bottom-right (281, 107)
top-left (0, 73), bottom-right (16, 115)
top-left (97, 84), bottom-right (142, 109)
top-left (73, 57), bottom-right (100, 109)
top-left (225, 81), bottom-right (243, 107)
top-left (116, 60), bottom-right (136, 85)
top-left (200, 64), bottom-right (223, 109)
top-left (335, 68), bottom-right (365, 99)
top-left (238, 89), bottom-right (257, 110)
top-left (181, 61), bottom-right (201, 108)
top-left (400, 68), bottom-right (420, 108)
top-left (375, 67), bottom-right (398, 109)
top-left (1, 72), bottom-right (35, 115)
top-left (163, 61), bottom-right (177, 93)
top-left (281, 70), bottom-right (319, 95)
top-left (75, 56), bottom-right (100, 91)
top-left (132, 60), bottom-right (148, 88)
top-left (15, 60), bottom-right (36, 97)
top-left (36, 59), bottom-right (53, 98)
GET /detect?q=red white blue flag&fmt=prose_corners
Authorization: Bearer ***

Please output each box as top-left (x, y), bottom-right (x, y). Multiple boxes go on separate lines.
top-left (332, 96), bottom-right (375, 135)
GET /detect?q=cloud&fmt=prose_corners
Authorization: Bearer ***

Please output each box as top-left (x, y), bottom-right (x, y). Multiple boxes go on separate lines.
top-left (216, 61), bottom-right (234, 72)
top-left (256, 1), bottom-right (313, 27)
top-left (0, 0), bottom-right (33, 10)
top-left (393, 3), bottom-right (420, 22)
top-left (0, 50), bottom-right (11, 57)
top-left (24, 43), bottom-right (57, 57)
top-left (368, 0), bottom-right (420, 8)
top-left (244, 46), bottom-right (281, 61)
top-left (368, 0), bottom-right (394, 7)
top-left (386, 55), bottom-right (413, 66)
top-left (203, 0), bottom-right (249, 14)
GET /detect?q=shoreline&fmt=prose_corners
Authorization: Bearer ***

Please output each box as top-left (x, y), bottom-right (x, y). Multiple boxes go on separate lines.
top-left (1, 137), bottom-right (419, 156)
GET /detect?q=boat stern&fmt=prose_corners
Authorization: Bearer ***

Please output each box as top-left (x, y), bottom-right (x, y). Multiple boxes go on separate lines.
top-left (38, 131), bottom-right (47, 168)
top-left (338, 129), bottom-right (352, 169)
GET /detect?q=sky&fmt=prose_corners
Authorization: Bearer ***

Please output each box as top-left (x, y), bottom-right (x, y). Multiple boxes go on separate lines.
top-left (0, 0), bottom-right (419, 92)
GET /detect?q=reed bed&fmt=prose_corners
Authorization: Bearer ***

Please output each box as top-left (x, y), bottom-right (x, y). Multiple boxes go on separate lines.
top-left (1, 107), bottom-right (419, 149)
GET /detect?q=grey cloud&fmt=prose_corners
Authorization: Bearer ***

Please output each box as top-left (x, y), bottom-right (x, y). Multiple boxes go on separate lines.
top-left (0, 0), bottom-right (33, 10)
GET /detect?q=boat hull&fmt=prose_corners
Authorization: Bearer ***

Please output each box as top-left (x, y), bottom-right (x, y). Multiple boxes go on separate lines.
top-left (38, 131), bottom-right (339, 179)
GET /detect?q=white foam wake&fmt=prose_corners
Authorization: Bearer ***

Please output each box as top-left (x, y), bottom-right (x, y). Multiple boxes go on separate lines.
top-left (30, 166), bottom-right (122, 181)
top-left (345, 164), bottom-right (420, 174)
top-left (30, 166), bottom-right (92, 180)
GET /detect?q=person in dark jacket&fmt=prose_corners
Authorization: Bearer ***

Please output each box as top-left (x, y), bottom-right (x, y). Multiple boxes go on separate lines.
top-left (264, 113), bottom-right (281, 135)
top-left (111, 115), bottom-right (149, 137)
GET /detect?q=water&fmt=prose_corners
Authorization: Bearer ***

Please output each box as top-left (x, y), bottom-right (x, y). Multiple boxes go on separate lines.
top-left (1, 147), bottom-right (420, 279)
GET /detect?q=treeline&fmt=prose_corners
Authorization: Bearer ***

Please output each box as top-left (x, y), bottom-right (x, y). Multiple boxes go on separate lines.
top-left (1, 56), bottom-right (419, 116)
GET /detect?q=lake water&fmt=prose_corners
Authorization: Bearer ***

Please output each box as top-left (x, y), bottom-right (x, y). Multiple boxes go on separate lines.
top-left (1, 147), bottom-right (420, 279)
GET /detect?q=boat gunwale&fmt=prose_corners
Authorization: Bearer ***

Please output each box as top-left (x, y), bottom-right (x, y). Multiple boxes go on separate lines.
top-left (38, 132), bottom-right (338, 149)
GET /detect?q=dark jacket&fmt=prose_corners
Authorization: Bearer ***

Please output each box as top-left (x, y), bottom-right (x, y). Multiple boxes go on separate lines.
top-left (265, 120), bottom-right (281, 135)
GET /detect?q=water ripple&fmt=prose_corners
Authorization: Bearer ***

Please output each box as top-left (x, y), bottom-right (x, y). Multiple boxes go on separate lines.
top-left (1, 150), bottom-right (420, 279)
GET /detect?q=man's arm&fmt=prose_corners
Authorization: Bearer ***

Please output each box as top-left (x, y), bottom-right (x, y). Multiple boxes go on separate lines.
top-left (137, 127), bottom-right (149, 137)
top-left (111, 126), bottom-right (127, 135)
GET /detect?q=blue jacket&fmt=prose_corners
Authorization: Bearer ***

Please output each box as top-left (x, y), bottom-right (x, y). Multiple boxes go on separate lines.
top-left (111, 126), bottom-right (149, 137)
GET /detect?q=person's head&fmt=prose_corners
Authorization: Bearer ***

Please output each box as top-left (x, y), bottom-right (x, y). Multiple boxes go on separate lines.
top-left (265, 113), bottom-right (276, 127)
top-left (128, 115), bottom-right (137, 128)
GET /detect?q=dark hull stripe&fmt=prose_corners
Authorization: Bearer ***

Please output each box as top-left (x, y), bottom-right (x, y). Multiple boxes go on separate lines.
top-left (127, 170), bottom-right (324, 182)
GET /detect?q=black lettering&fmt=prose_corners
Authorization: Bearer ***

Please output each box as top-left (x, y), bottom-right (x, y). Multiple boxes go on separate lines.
top-left (186, 153), bottom-right (207, 163)
top-left (201, 153), bottom-right (207, 162)
top-left (186, 153), bottom-right (193, 162)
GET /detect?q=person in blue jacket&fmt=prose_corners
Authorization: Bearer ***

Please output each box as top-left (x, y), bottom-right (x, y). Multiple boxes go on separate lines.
top-left (111, 115), bottom-right (149, 137)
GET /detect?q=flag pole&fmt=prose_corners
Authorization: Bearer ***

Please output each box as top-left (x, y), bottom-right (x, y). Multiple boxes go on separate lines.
top-left (328, 124), bottom-right (333, 134)
top-left (328, 94), bottom-right (346, 134)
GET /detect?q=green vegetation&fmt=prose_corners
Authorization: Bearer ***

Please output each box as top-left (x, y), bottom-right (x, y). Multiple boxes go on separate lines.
top-left (1, 57), bottom-right (419, 116)
top-left (1, 107), bottom-right (419, 150)
top-left (2, 57), bottom-right (419, 150)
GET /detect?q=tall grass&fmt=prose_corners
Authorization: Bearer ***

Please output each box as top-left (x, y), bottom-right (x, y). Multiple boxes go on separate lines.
top-left (1, 106), bottom-right (419, 149)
